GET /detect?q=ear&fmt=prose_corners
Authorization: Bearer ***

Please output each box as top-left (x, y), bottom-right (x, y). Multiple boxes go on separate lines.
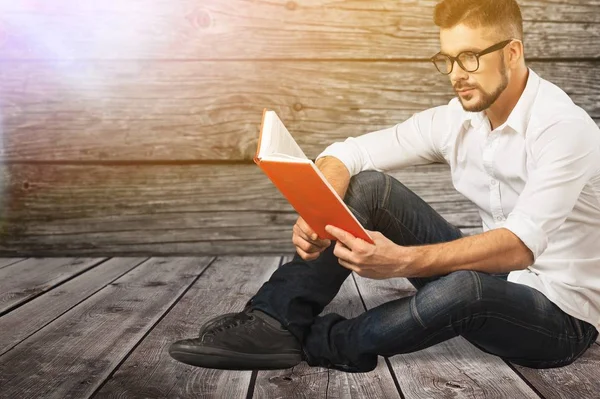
top-left (507, 40), bottom-right (524, 67)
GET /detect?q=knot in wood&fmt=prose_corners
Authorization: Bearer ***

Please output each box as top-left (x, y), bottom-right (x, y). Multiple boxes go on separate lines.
top-left (187, 9), bottom-right (211, 29)
top-left (445, 381), bottom-right (464, 389)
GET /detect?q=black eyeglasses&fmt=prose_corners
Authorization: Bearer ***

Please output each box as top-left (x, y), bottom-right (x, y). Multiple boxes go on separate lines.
top-left (431, 39), bottom-right (514, 75)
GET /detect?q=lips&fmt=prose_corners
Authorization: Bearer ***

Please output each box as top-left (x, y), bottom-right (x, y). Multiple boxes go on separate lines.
top-left (457, 88), bottom-right (476, 96)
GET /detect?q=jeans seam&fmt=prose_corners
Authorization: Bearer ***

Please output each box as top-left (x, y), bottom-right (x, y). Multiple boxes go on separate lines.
top-left (365, 173), bottom-right (424, 243)
top-left (348, 174), bottom-right (371, 226)
top-left (381, 207), bottom-right (426, 245)
top-left (410, 295), bottom-right (427, 329)
top-left (387, 174), bottom-right (463, 240)
top-left (394, 312), bottom-right (587, 366)
top-left (572, 317), bottom-right (584, 339)
top-left (347, 204), bottom-right (368, 225)
top-left (345, 180), bottom-right (358, 200)
top-left (394, 326), bottom-right (451, 354)
top-left (354, 172), bottom-right (461, 244)
top-left (422, 294), bottom-right (584, 341)
top-left (462, 311), bottom-right (583, 340)
top-left (381, 174), bottom-right (392, 209)
top-left (471, 271), bottom-right (483, 301)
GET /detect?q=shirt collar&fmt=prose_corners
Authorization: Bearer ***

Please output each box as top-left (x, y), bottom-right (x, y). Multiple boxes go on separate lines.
top-left (460, 67), bottom-right (540, 136)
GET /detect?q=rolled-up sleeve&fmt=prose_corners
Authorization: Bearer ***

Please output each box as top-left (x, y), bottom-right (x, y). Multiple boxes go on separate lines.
top-left (315, 105), bottom-right (449, 177)
top-left (503, 118), bottom-right (599, 261)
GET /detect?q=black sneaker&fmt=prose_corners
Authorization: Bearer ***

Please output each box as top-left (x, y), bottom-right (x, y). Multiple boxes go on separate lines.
top-left (197, 312), bottom-right (238, 336)
top-left (168, 309), bottom-right (302, 370)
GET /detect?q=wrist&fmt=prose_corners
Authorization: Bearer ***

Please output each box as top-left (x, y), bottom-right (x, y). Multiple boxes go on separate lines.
top-left (395, 245), bottom-right (423, 278)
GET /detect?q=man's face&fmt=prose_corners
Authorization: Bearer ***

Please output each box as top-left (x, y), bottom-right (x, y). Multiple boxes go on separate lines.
top-left (439, 24), bottom-right (510, 112)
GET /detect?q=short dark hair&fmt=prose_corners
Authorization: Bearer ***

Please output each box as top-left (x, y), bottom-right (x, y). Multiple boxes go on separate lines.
top-left (433, 0), bottom-right (523, 42)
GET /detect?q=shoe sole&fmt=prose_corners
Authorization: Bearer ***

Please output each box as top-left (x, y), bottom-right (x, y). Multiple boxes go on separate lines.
top-left (169, 346), bottom-right (301, 370)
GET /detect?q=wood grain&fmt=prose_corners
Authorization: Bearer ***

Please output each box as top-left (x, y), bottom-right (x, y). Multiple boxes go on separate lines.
top-left (0, 256), bottom-right (212, 399)
top-left (353, 276), bottom-right (540, 398)
top-left (0, 257), bottom-right (145, 355)
top-left (0, 163), bottom-right (481, 256)
top-left (0, 0), bottom-right (598, 60)
top-left (1, 61), bottom-right (598, 161)
top-left (253, 256), bottom-right (401, 398)
top-left (94, 256), bottom-right (278, 399)
top-left (0, 257), bottom-right (107, 315)
top-left (513, 344), bottom-right (600, 399)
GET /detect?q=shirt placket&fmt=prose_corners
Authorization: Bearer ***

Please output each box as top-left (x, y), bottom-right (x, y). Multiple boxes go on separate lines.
top-left (482, 131), bottom-right (505, 224)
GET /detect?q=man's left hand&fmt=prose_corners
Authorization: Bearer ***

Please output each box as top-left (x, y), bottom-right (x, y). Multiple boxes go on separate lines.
top-left (325, 224), bottom-right (413, 279)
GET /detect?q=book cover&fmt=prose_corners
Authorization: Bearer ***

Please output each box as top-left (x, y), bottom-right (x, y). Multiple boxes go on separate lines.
top-left (254, 109), bottom-right (375, 245)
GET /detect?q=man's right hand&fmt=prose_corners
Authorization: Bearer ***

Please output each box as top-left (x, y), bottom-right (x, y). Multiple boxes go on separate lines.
top-left (293, 216), bottom-right (332, 261)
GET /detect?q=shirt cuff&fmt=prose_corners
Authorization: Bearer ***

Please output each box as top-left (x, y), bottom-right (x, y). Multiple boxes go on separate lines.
top-left (502, 211), bottom-right (548, 262)
top-left (315, 139), bottom-right (362, 177)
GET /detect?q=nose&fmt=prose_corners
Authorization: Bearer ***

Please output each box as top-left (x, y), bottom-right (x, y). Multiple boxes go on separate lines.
top-left (449, 59), bottom-right (468, 83)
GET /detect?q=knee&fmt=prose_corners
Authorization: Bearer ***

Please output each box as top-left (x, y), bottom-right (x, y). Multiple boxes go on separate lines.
top-left (440, 270), bottom-right (483, 302)
top-left (408, 271), bottom-right (486, 330)
top-left (345, 170), bottom-right (390, 209)
top-left (416, 271), bottom-right (483, 314)
top-left (350, 170), bottom-right (387, 186)
top-left (347, 171), bottom-right (386, 198)
top-left (347, 170), bottom-right (418, 207)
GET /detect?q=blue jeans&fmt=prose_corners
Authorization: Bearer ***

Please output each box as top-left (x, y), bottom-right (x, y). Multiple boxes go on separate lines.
top-left (249, 170), bottom-right (599, 372)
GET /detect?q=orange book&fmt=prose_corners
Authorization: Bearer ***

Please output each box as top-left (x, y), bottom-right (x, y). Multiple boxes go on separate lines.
top-left (253, 109), bottom-right (375, 245)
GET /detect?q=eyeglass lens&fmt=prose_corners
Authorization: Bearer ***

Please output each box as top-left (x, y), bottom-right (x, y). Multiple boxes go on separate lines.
top-left (433, 53), bottom-right (479, 74)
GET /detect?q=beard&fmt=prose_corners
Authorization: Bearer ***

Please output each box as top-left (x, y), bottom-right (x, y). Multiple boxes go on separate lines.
top-left (456, 57), bottom-right (509, 112)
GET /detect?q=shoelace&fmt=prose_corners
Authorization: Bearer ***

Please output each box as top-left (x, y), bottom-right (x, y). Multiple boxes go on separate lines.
top-left (204, 312), bottom-right (256, 336)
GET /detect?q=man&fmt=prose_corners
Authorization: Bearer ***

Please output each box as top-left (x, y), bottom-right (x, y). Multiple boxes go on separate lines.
top-left (169, 0), bottom-right (600, 372)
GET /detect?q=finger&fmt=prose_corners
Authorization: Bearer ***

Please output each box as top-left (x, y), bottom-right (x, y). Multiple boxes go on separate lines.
top-left (296, 246), bottom-right (319, 261)
top-left (332, 240), bottom-right (354, 263)
top-left (297, 218), bottom-right (332, 245)
top-left (294, 223), bottom-right (320, 245)
top-left (294, 224), bottom-right (331, 248)
top-left (293, 223), bottom-right (308, 242)
top-left (325, 225), bottom-right (354, 249)
top-left (293, 224), bottom-right (318, 248)
top-left (337, 258), bottom-right (360, 273)
top-left (292, 233), bottom-right (322, 254)
top-left (297, 218), bottom-right (319, 240)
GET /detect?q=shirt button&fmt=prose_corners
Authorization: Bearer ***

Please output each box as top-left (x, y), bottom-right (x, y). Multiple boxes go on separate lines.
top-left (496, 216), bottom-right (505, 222)
top-left (490, 179), bottom-right (497, 185)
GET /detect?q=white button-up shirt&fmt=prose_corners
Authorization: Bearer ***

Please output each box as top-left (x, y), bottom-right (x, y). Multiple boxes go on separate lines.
top-left (316, 68), bottom-right (600, 332)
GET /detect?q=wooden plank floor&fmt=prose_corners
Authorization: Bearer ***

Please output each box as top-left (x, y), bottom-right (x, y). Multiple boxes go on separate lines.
top-left (0, 256), bottom-right (599, 399)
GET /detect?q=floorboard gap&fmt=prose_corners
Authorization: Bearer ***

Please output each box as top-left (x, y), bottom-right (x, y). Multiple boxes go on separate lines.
top-left (0, 257), bottom-right (150, 357)
top-left (89, 256), bottom-right (218, 399)
top-left (351, 273), bottom-right (406, 399)
top-left (245, 370), bottom-right (258, 399)
top-left (0, 257), bottom-right (111, 318)
top-left (503, 360), bottom-right (546, 399)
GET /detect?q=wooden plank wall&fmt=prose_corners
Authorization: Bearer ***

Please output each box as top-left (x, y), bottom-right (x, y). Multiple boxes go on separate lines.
top-left (0, 0), bottom-right (598, 256)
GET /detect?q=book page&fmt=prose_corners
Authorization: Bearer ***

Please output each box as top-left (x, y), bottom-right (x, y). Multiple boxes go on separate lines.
top-left (264, 153), bottom-right (311, 163)
top-left (259, 111), bottom-right (308, 160)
